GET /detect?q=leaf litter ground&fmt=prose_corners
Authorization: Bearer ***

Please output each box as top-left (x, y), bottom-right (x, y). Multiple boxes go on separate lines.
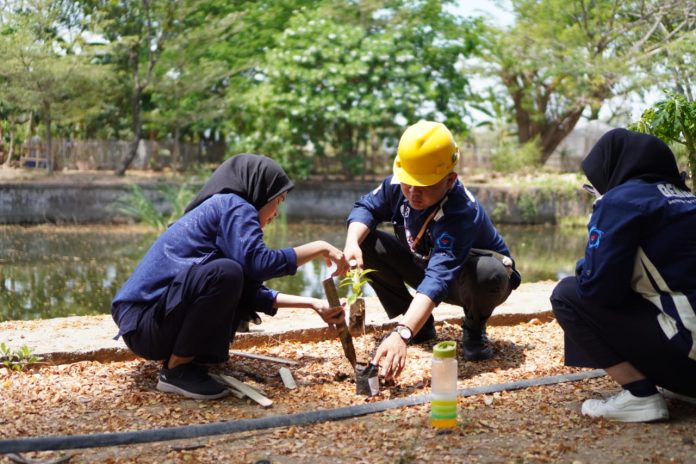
top-left (2, 320), bottom-right (696, 463)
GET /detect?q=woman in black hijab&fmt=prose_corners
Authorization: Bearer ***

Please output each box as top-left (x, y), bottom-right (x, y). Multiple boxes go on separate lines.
top-left (112, 154), bottom-right (349, 400)
top-left (551, 129), bottom-right (696, 422)
top-left (185, 154), bottom-right (296, 213)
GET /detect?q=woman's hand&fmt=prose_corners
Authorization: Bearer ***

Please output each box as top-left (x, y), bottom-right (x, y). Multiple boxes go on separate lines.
top-left (371, 332), bottom-right (407, 380)
top-left (311, 298), bottom-right (345, 329)
top-left (323, 243), bottom-right (349, 276)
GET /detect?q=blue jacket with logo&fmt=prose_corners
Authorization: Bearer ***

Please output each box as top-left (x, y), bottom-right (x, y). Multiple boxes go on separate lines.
top-left (111, 193), bottom-right (297, 336)
top-left (577, 180), bottom-right (696, 360)
top-left (347, 175), bottom-right (510, 304)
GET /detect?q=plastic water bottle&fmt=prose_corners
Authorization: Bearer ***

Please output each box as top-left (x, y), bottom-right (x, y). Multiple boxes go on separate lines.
top-left (430, 340), bottom-right (458, 429)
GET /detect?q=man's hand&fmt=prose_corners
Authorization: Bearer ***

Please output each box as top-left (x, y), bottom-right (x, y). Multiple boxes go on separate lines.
top-left (324, 243), bottom-right (350, 277)
top-left (343, 242), bottom-right (363, 270)
top-left (371, 332), bottom-right (407, 380)
top-left (343, 222), bottom-right (370, 269)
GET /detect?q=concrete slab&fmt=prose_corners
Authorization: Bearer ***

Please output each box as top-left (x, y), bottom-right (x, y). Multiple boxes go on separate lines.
top-left (0, 282), bottom-right (555, 365)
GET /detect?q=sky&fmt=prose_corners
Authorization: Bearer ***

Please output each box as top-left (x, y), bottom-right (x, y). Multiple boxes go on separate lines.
top-left (452, 0), bottom-right (514, 26)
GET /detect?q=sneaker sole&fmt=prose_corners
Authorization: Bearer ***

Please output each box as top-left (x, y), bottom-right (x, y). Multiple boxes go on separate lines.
top-left (156, 380), bottom-right (230, 400)
top-left (583, 409), bottom-right (669, 423)
top-left (581, 403), bottom-right (669, 422)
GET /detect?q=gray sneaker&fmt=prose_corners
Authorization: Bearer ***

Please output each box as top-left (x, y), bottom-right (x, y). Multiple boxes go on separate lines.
top-left (581, 390), bottom-right (668, 422)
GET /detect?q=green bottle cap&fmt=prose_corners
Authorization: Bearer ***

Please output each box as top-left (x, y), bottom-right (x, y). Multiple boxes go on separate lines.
top-left (433, 340), bottom-right (457, 358)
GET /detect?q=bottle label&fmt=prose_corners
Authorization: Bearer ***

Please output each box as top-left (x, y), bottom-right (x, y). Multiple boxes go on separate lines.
top-left (431, 399), bottom-right (457, 428)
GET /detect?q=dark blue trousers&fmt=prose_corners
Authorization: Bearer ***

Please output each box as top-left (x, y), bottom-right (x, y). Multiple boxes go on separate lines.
top-left (123, 259), bottom-right (249, 364)
top-left (359, 229), bottom-right (518, 331)
top-left (551, 276), bottom-right (696, 395)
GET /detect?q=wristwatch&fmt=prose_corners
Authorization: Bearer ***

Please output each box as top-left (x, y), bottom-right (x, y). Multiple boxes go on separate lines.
top-left (393, 324), bottom-right (413, 344)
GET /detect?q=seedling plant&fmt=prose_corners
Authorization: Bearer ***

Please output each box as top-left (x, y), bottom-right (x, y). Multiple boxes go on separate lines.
top-left (339, 268), bottom-right (376, 305)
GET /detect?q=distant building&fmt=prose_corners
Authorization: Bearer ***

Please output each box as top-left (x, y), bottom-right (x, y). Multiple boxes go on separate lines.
top-left (460, 120), bottom-right (615, 173)
top-left (546, 121), bottom-right (614, 171)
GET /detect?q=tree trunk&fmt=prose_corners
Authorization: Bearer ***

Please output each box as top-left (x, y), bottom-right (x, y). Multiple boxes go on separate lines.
top-left (116, 44), bottom-right (144, 177)
top-left (116, 86), bottom-right (143, 176)
top-left (173, 125), bottom-right (181, 171)
top-left (538, 110), bottom-right (584, 164)
top-left (44, 103), bottom-right (54, 175)
top-left (0, 118), bottom-right (11, 169)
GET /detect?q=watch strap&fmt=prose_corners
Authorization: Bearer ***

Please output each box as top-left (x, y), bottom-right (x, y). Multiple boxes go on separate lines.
top-left (394, 324), bottom-right (413, 344)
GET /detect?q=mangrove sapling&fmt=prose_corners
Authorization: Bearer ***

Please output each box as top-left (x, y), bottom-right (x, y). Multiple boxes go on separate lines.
top-left (339, 268), bottom-right (375, 335)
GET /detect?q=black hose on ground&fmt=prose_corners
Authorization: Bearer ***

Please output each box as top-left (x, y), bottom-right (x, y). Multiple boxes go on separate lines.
top-left (0, 369), bottom-right (605, 454)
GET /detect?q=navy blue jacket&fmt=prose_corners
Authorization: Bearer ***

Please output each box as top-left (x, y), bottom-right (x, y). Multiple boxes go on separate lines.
top-left (348, 175), bottom-right (510, 304)
top-left (112, 193), bottom-right (297, 336)
top-left (577, 180), bottom-right (696, 360)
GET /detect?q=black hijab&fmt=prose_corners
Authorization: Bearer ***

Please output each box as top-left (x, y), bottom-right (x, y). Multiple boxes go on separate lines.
top-left (582, 128), bottom-right (689, 194)
top-left (185, 154), bottom-right (294, 213)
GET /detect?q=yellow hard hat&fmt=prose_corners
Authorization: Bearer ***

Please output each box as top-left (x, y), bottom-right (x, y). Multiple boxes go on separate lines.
top-left (393, 120), bottom-right (459, 186)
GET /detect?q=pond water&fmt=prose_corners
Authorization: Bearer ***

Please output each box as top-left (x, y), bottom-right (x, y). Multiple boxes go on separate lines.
top-left (0, 222), bottom-right (587, 322)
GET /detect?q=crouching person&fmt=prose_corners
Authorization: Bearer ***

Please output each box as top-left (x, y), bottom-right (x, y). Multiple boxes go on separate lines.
top-left (343, 120), bottom-right (521, 380)
top-left (551, 129), bottom-right (696, 422)
top-left (112, 154), bottom-right (348, 399)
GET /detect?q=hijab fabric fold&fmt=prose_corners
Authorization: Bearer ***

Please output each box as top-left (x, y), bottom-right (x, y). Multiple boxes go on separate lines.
top-left (582, 128), bottom-right (689, 194)
top-left (185, 154), bottom-right (295, 213)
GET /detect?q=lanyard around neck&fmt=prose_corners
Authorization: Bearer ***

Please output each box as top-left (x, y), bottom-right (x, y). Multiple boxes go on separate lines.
top-left (407, 206), bottom-right (440, 253)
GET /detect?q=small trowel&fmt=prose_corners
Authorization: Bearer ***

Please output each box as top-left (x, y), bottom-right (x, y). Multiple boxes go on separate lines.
top-left (322, 276), bottom-right (357, 370)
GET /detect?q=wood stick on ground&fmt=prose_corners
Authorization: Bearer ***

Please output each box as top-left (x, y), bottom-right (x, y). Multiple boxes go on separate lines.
top-left (322, 277), bottom-right (358, 369)
top-left (216, 373), bottom-right (273, 408)
top-left (209, 373), bottom-right (246, 399)
top-left (279, 367), bottom-right (298, 390)
top-left (229, 350), bottom-right (299, 366)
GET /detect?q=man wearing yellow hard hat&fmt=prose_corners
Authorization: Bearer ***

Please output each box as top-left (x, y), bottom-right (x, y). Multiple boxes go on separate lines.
top-left (343, 120), bottom-right (521, 379)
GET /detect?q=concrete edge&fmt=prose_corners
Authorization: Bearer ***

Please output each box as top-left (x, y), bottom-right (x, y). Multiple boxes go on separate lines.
top-left (34, 310), bottom-right (554, 366)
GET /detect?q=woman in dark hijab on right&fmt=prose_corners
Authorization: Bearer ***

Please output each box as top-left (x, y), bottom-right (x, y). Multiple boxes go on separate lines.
top-left (551, 128), bottom-right (696, 422)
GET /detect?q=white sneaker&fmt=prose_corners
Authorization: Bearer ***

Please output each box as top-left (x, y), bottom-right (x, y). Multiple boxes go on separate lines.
top-left (581, 390), bottom-right (669, 422)
top-left (658, 387), bottom-right (696, 405)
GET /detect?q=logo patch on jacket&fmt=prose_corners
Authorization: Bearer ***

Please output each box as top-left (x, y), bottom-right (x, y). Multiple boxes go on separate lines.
top-left (436, 232), bottom-right (455, 251)
top-left (588, 226), bottom-right (604, 249)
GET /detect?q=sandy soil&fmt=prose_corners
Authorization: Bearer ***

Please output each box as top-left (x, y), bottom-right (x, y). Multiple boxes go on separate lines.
top-left (2, 321), bottom-right (695, 464)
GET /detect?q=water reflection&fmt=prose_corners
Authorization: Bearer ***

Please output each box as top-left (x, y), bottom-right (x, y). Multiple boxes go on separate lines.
top-left (0, 226), bottom-right (157, 321)
top-left (0, 222), bottom-right (587, 322)
top-left (500, 224), bottom-right (586, 282)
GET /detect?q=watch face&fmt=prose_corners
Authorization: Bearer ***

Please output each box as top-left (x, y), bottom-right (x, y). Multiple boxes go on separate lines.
top-left (396, 325), bottom-right (412, 341)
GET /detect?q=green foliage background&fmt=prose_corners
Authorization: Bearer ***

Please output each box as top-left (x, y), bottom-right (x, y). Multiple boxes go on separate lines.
top-left (0, 0), bottom-right (693, 177)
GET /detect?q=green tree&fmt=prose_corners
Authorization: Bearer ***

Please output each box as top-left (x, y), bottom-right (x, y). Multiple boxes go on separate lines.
top-left (147, 4), bottom-right (239, 170)
top-left (82, 0), bottom-right (186, 175)
top-left (234, 0), bottom-right (476, 179)
top-left (471, 0), bottom-right (695, 165)
top-left (631, 91), bottom-right (696, 189)
top-left (0, 0), bottom-right (107, 173)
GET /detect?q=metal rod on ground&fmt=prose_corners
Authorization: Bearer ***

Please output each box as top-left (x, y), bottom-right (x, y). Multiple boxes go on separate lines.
top-left (322, 277), bottom-right (357, 370)
top-left (0, 370), bottom-right (605, 454)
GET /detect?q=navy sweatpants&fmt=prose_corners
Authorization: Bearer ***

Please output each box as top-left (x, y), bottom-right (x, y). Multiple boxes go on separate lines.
top-left (359, 229), bottom-right (517, 331)
top-left (123, 259), bottom-right (249, 364)
top-left (551, 276), bottom-right (696, 396)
